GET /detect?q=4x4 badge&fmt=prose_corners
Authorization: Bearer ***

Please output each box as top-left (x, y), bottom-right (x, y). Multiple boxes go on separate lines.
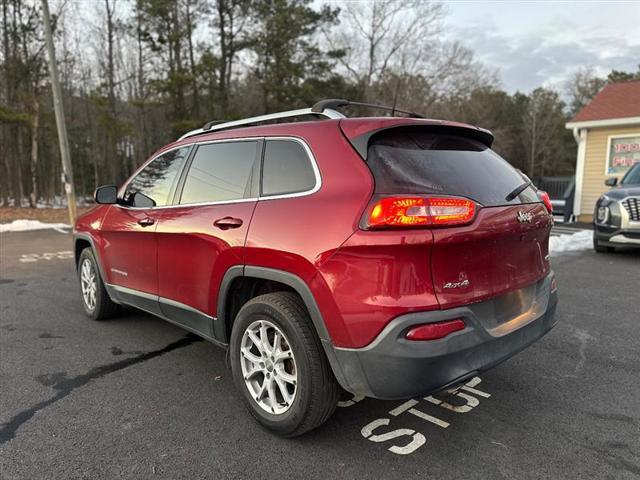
top-left (517, 210), bottom-right (533, 223)
top-left (443, 279), bottom-right (470, 289)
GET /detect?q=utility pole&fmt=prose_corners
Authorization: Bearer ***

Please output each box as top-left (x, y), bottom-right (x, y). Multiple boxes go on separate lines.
top-left (41, 0), bottom-right (77, 224)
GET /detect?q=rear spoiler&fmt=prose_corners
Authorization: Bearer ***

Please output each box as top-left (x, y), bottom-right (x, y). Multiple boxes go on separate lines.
top-left (339, 118), bottom-right (494, 160)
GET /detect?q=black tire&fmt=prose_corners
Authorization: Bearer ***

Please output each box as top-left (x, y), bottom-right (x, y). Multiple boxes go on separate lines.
top-left (77, 248), bottom-right (119, 320)
top-left (593, 234), bottom-right (614, 253)
top-left (229, 292), bottom-right (339, 437)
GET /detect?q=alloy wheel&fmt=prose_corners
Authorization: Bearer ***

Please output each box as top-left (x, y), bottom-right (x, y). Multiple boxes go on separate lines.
top-left (80, 258), bottom-right (97, 312)
top-left (240, 319), bottom-right (298, 415)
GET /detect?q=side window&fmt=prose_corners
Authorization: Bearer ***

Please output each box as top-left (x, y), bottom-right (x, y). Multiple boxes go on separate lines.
top-left (123, 147), bottom-right (190, 207)
top-left (262, 140), bottom-right (316, 196)
top-left (180, 141), bottom-right (258, 204)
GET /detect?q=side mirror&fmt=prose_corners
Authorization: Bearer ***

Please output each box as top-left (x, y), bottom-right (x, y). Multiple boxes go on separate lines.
top-left (132, 191), bottom-right (156, 208)
top-left (94, 185), bottom-right (118, 204)
top-left (604, 177), bottom-right (618, 187)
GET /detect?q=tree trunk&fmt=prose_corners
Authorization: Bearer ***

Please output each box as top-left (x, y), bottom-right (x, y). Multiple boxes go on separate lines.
top-left (217, 0), bottom-right (228, 117)
top-left (171, 3), bottom-right (185, 122)
top-left (2, 0), bottom-right (14, 203)
top-left (29, 93), bottom-right (39, 207)
top-left (529, 114), bottom-right (536, 178)
top-left (16, 128), bottom-right (25, 206)
top-left (1, 137), bottom-right (11, 204)
top-left (135, 4), bottom-right (148, 164)
top-left (186, 0), bottom-right (199, 119)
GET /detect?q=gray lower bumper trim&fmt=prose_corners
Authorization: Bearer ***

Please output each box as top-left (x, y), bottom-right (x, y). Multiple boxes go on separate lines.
top-left (333, 273), bottom-right (558, 399)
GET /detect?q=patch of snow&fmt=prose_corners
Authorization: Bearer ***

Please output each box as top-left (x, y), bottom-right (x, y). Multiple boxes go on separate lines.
top-left (0, 219), bottom-right (70, 233)
top-left (1, 196), bottom-right (93, 208)
top-left (549, 230), bottom-right (592, 255)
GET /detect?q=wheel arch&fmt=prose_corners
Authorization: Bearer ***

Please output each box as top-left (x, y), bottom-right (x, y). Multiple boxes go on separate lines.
top-left (73, 233), bottom-right (117, 300)
top-left (216, 266), bottom-right (331, 342)
top-left (216, 265), bottom-right (352, 392)
top-left (75, 237), bottom-right (91, 266)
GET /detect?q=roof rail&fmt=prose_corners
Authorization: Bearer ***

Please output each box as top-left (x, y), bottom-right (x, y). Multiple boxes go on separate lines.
top-left (177, 98), bottom-right (424, 141)
top-left (178, 107), bottom-right (345, 141)
top-left (311, 98), bottom-right (424, 119)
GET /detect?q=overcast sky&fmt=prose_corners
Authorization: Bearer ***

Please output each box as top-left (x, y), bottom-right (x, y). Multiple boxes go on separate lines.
top-left (444, 0), bottom-right (640, 93)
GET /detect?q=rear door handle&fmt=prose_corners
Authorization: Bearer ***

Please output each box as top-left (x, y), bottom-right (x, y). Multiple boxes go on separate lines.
top-left (214, 217), bottom-right (243, 230)
top-left (137, 217), bottom-right (155, 227)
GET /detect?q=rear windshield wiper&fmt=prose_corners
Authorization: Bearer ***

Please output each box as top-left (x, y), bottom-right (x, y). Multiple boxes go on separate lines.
top-left (505, 180), bottom-right (532, 201)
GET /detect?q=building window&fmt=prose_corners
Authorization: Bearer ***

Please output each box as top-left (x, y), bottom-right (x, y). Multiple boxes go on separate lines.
top-left (606, 135), bottom-right (640, 176)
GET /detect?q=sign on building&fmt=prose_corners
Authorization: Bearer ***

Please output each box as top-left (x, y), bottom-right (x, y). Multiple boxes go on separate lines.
top-left (607, 135), bottom-right (640, 175)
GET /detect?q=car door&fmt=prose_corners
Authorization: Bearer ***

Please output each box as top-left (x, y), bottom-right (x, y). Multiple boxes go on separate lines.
top-left (100, 146), bottom-right (191, 312)
top-left (155, 139), bottom-right (261, 337)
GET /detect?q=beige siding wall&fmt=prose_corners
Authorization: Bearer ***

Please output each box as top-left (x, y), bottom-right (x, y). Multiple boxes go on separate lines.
top-left (578, 125), bottom-right (640, 222)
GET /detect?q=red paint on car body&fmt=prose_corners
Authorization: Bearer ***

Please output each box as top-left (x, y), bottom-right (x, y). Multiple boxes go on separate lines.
top-left (75, 116), bottom-right (553, 350)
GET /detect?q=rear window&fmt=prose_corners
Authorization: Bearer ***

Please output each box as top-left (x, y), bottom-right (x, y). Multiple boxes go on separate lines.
top-left (367, 128), bottom-right (538, 206)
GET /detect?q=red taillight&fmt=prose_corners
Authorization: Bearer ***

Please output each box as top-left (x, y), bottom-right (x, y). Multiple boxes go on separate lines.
top-left (405, 319), bottom-right (466, 341)
top-left (364, 196), bottom-right (476, 229)
top-left (538, 190), bottom-right (553, 214)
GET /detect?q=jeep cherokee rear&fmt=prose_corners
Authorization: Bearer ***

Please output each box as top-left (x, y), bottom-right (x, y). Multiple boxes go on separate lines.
top-left (73, 99), bottom-right (558, 437)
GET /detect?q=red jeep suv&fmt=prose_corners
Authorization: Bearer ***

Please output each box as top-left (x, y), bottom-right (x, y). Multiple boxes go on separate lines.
top-left (74, 99), bottom-right (558, 436)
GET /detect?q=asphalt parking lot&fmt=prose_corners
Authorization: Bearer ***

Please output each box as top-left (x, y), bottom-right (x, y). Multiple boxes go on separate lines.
top-left (1, 229), bottom-right (639, 479)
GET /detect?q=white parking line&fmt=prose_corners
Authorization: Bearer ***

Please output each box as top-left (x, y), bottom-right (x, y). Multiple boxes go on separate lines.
top-left (390, 399), bottom-right (451, 428)
top-left (425, 391), bottom-right (479, 413)
top-left (19, 251), bottom-right (73, 263)
top-left (461, 384), bottom-right (491, 398)
top-left (337, 393), bottom-right (365, 408)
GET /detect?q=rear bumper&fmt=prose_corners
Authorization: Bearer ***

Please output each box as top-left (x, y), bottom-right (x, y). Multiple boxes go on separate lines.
top-left (332, 272), bottom-right (558, 399)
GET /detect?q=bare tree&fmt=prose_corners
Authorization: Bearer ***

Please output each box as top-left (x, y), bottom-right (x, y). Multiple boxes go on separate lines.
top-left (521, 89), bottom-right (570, 177)
top-left (185, 0), bottom-right (200, 119)
top-left (565, 67), bottom-right (606, 117)
top-left (327, 0), bottom-right (444, 98)
top-left (212, 0), bottom-right (254, 117)
top-left (324, 0), bottom-right (494, 114)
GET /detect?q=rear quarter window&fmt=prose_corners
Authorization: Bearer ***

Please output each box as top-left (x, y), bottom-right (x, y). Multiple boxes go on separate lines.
top-left (261, 140), bottom-right (316, 196)
top-left (367, 127), bottom-right (538, 206)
